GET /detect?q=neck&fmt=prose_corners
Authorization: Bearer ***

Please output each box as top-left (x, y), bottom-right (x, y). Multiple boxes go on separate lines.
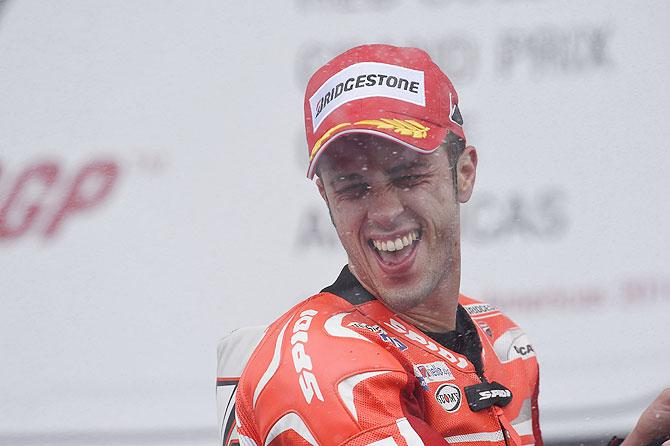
top-left (396, 280), bottom-right (461, 332)
top-left (350, 265), bottom-right (462, 333)
top-left (343, 257), bottom-right (463, 333)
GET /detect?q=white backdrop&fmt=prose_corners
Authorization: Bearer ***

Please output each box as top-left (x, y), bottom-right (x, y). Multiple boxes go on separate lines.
top-left (1, 1), bottom-right (668, 444)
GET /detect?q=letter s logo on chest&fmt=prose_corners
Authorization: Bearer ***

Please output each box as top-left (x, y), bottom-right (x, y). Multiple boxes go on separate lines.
top-left (290, 309), bottom-right (324, 404)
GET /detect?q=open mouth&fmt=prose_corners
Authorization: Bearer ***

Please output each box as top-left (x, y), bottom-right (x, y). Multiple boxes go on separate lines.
top-left (368, 229), bottom-right (421, 270)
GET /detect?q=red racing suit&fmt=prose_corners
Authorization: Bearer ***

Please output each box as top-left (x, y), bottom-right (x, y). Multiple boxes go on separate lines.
top-left (234, 267), bottom-right (542, 446)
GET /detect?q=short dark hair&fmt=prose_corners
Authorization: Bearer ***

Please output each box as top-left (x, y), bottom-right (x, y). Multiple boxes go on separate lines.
top-left (443, 132), bottom-right (466, 187)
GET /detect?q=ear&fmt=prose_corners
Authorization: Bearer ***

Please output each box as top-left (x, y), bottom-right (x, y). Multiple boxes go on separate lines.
top-left (456, 146), bottom-right (477, 203)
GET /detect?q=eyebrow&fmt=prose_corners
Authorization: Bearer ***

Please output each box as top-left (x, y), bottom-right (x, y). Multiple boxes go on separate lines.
top-left (328, 159), bottom-right (431, 187)
top-left (385, 159), bottom-right (430, 176)
top-left (329, 173), bottom-right (363, 187)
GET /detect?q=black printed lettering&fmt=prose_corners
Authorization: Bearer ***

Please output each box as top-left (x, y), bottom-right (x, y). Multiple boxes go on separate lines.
top-left (333, 83), bottom-right (344, 100)
top-left (355, 74), bottom-right (366, 88)
top-left (316, 97), bottom-right (325, 116)
top-left (312, 71), bottom-right (423, 120)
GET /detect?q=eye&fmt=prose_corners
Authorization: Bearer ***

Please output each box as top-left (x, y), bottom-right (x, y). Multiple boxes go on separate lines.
top-left (336, 183), bottom-right (371, 199)
top-left (394, 174), bottom-right (425, 189)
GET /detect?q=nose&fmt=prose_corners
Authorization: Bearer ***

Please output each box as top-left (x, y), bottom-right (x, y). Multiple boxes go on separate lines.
top-left (366, 187), bottom-right (404, 229)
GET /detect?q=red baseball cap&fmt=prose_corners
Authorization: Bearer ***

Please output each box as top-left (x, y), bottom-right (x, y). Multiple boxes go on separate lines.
top-left (304, 44), bottom-right (465, 179)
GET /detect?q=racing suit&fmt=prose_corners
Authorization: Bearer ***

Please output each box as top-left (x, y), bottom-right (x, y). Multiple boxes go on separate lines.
top-left (233, 266), bottom-right (542, 445)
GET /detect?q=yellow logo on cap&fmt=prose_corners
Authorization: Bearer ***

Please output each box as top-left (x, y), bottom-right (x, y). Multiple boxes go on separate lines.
top-left (310, 123), bottom-right (352, 160)
top-left (309, 119), bottom-right (430, 161)
top-left (355, 119), bottom-right (429, 139)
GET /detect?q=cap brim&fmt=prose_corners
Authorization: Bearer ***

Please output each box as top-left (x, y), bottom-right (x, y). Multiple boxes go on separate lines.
top-left (306, 114), bottom-right (450, 179)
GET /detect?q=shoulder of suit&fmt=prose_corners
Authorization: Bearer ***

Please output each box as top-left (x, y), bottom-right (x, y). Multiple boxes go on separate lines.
top-left (459, 294), bottom-right (510, 321)
top-left (239, 291), bottom-right (405, 388)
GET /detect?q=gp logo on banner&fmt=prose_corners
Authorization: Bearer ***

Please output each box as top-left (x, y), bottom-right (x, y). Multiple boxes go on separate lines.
top-left (309, 62), bottom-right (425, 132)
top-left (0, 159), bottom-right (120, 240)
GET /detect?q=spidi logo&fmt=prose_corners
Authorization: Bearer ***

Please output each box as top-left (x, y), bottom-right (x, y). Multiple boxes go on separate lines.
top-left (479, 389), bottom-right (511, 400)
top-left (384, 317), bottom-right (469, 369)
top-left (291, 309), bottom-right (324, 404)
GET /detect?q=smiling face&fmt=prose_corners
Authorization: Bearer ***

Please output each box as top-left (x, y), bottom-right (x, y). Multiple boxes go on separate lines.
top-left (316, 134), bottom-right (477, 323)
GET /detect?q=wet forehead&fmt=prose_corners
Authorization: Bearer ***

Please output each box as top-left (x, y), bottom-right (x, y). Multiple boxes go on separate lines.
top-left (318, 135), bottom-right (426, 181)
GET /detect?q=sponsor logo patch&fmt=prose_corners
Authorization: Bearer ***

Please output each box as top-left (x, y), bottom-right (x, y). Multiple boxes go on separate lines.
top-left (513, 343), bottom-right (535, 357)
top-left (464, 381), bottom-right (513, 411)
top-left (435, 383), bottom-right (461, 412)
top-left (463, 303), bottom-right (497, 316)
top-left (479, 388), bottom-right (512, 400)
top-left (413, 361), bottom-right (455, 390)
top-left (492, 328), bottom-right (536, 362)
top-left (348, 321), bottom-right (381, 332)
top-left (383, 318), bottom-right (469, 368)
top-left (309, 62), bottom-right (426, 132)
top-left (348, 322), bottom-right (408, 351)
top-left (477, 321), bottom-right (494, 338)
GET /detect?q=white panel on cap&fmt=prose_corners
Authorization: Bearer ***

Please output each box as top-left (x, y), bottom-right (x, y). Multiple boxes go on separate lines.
top-left (309, 62), bottom-right (425, 132)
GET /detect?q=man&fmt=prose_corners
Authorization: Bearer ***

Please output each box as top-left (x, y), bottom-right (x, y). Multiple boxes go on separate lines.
top-left (231, 44), bottom-right (538, 446)
top-left (228, 45), bottom-right (669, 445)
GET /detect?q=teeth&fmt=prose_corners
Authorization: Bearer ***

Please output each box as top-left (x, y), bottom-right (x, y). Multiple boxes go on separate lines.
top-left (371, 230), bottom-right (420, 253)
